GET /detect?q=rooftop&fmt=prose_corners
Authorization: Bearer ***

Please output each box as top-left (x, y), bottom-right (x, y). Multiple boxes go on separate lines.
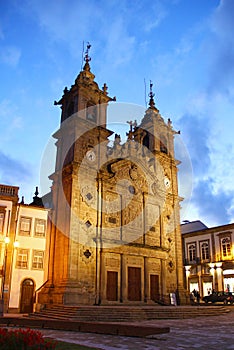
top-left (181, 220), bottom-right (208, 234)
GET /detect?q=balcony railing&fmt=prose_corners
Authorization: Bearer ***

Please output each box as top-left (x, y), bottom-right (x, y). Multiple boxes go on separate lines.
top-left (184, 256), bottom-right (211, 265)
top-left (0, 185), bottom-right (19, 197)
top-left (184, 258), bottom-right (197, 265)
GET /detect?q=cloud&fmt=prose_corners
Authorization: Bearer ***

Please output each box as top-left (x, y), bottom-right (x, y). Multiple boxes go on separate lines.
top-left (177, 105), bottom-right (234, 226)
top-left (0, 151), bottom-right (32, 185)
top-left (0, 25), bottom-right (4, 40)
top-left (22, 0), bottom-right (137, 67)
top-left (144, 1), bottom-right (168, 32)
top-left (0, 99), bottom-right (22, 124)
top-left (206, 0), bottom-right (234, 97)
top-left (22, 0), bottom-right (100, 57)
top-left (178, 113), bottom-right (211, 178)
top-left (174, 0), bottom-right (234, 226)
top-left (0, 99), bottom-right (23, 144)
top-left (192, 178), bottom-right (234, 226)
top-left (0, 46), bottom-right (21, 67)
top-left (211, 0), bottom-right (234, 41)
top-left (175, 110), bottom-right (234, 225)
top-left (102, 18), bottom-right (136, 67)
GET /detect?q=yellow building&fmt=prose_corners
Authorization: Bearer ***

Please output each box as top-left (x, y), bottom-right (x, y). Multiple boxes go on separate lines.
top-left (38, 46), bottom-right (186, 306)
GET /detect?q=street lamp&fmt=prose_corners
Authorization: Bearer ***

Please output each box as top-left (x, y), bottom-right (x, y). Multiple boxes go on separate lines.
top-left (0, 237), bottom-right (10, 316)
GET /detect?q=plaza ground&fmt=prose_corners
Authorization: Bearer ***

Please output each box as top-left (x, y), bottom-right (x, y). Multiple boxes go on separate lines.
top-left (24, 306), bottom-right (234, 349)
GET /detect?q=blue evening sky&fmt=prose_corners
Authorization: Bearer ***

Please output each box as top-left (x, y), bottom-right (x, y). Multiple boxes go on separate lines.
top-left (1, 0), bottom-right (234, 227)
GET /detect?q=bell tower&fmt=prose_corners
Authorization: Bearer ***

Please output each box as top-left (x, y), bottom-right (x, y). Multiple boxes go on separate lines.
top-left (132, 82), bottom-right (185, 302)
top-left (38, 45), bottom-right (116, 305)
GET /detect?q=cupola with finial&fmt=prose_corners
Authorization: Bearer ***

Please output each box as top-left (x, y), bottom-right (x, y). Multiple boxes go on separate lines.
top-left (54, 43), bottom-right (116, 126)
top-left (133, 81), bottom-right (177, 157)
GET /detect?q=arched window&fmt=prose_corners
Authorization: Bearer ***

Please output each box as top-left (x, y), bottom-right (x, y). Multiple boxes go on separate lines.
top-left (143, 133), bottom-right (150, 149)
top-left (188, 243), bottom-right (196, 262)
top-left (201, 242), bottom-right (209, 260)
top-left (67, 101), bottom-right (74, 117)
top-left (160, 135), bottom-right (168, 154)
top-left (221, 237), bottom-right (231, 258)
top-left (86, 103), bottom-right (97, 123)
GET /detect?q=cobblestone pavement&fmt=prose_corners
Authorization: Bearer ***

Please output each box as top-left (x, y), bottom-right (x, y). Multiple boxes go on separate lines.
top-left (38, 308), bottom-right (234, 350)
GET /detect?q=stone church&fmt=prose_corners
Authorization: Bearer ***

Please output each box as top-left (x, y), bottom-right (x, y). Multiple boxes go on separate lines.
top-left (38, 46), bottom-right (186, 306)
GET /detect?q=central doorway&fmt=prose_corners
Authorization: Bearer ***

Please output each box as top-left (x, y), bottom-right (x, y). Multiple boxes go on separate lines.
top-left (128, 267), bottom-right (141, 301)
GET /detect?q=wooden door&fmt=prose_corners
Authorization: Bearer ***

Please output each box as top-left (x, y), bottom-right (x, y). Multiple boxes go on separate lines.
top-left (20, 279), bottom-right (34, 313)
top-left (150, 274), bottom-right (160, 301)
top-left (128, 267), bottom-right (141, 301)
top-left (106, 271), bottom-right (118, 301)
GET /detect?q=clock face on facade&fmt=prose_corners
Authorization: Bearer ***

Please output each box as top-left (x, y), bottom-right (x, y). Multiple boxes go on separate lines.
top-left (164, 176), bottom-right (171, 189)
top-left (86, 150), bottom-right (96, 162)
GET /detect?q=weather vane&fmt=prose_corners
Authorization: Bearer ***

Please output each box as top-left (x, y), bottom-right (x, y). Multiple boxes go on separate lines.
top-left (149, 80), bottom-right (155, 99)
top-left (148, 80), bottom-right (156, 108)
top-left (84, 42), bottom-right (91, 64)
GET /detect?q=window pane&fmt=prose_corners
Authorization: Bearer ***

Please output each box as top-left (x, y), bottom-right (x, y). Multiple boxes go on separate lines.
top-left (19, 217), bottom-right (31, 236)
top-left (221, 237), bottom-right (231, 258)
top-left (34, 219), bottom-right (46, 237)
top-left (201, 242), bottom-right (209, 260)
top-left (32, 250), bottom-right (44, 270)
top-left (16, 249), bottom-right (29, 269)
top-left (188, 244), bottom-right (196, 262)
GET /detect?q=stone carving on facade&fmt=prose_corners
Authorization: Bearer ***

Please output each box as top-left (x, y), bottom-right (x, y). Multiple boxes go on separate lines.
top-left (167, 256), bottom-right (175, 273)
top-left (80, 184), bottom-right (97, 207)
top-left (129, 164), bottom-right (138, 180)
top-left (80, 246), bottom-right (94, 264)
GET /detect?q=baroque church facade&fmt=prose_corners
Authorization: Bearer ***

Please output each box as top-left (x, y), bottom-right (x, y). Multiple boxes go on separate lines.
top-left (38, 47), bottom-right (186, 306)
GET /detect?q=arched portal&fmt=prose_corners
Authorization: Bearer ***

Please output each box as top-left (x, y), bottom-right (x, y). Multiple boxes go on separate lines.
top-left (20, 279), bottom-right (35, 313)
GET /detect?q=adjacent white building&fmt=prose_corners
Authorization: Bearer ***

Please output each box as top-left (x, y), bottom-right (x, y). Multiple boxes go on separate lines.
top-left (181, 220), bottom-right (234, 297)
top-left (0, 184), bottom-right (50, 313)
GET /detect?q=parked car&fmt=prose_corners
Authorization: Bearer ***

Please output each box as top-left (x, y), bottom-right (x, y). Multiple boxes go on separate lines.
top-left (202, 291), bottom-right (234, 304)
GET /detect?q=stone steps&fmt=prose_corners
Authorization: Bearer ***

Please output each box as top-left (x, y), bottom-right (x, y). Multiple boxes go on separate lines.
top-left (30, 305), bottom-right (230, 322)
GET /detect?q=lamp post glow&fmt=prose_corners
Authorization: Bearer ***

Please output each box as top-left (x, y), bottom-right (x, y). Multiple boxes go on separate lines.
top-left (0, 238), bottom-right (19, 316)
top-left (14, 241), bottom-right (19, 248)
top-left (4, 237), bottom-right (10, 245)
